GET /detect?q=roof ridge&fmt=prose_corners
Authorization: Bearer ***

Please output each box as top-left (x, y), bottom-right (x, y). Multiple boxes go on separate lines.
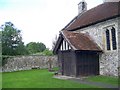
top-left (66, 2), bottom-right (119, 31)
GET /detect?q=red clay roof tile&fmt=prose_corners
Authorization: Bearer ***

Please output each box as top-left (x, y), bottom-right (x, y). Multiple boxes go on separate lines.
top-left (62, 31), bottom-right (101, 51)
top-left (66, 2), bottom-right (120, 31)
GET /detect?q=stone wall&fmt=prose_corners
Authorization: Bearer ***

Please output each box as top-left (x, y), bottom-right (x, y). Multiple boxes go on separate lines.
top-left (117, 17), bottom-right (119, 76)
top-left (2, 55), bottom-right (58, 72)
top-left (75, 18), bottom-right (119, 76)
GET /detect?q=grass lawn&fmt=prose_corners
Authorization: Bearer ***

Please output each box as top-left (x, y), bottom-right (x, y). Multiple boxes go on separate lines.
top-left (2, 69), bottom-right (97, 88)
top-left (0, 73), bottom-right (2, 89)
top-left (86, 75), bottom-right (118, 85)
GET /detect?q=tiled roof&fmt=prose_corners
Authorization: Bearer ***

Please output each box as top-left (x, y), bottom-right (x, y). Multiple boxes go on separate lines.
top-left (66, 2), bottom-right (120, 31)
top-left (62, 31), bottom-right (101, 51)
top-left (53, 2), bottom-right (119, 53)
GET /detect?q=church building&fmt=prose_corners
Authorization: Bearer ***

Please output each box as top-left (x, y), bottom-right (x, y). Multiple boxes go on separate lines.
top-left (53, 1), bottom-right (120, 77)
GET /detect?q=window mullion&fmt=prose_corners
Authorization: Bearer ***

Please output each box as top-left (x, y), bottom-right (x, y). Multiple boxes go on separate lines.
top-left (109, 29), bottom-right (113, 50)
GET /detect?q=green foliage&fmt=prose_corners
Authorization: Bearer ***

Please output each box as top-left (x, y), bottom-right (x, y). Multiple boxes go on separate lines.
top-left (1, 21), bottom-right (47, 56)
top-left (1, 22), bottom-right (28, 55)
top-left (42, 48), bottom-right (53, 56)
top-left (33, 49), bottom-right (53, 56)
top-left (26, 42), bottom-right (46, 54)
top-left (15, 43), bottom-right (29, 55)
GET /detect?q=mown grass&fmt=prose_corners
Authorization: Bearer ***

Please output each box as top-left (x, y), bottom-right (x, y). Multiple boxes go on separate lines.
top-left (2, 69), bottom-right (97, 88)
top-left (86, 75), bottom-right (118, 85)
top-left (0, 73), bottom-right (2, 89)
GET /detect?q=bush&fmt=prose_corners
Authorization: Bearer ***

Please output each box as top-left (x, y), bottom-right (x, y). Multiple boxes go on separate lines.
top-left (42, 49), bottom-right (53, 56)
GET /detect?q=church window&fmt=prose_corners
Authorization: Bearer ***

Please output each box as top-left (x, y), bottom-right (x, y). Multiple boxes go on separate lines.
top-left (105, 26), bottom-right (117, 51)
top-left (111, 27), bottom-right (117, 50)
top-left (106, 29), bottom-right (110, 50)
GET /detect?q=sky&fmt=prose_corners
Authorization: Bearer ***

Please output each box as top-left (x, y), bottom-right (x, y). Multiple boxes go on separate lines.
top-left (0, 0), bottom-right (103, 49)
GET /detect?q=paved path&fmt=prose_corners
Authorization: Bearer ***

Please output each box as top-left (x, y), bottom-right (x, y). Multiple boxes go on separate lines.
top-left (68, 78), bottom-right (118, 88)
top-left (53, 75), bottom-right (119, 88)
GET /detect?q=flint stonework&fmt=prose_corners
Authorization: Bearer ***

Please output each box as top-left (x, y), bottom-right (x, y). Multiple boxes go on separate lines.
top-left (2, 55), bottom-right (58, 72)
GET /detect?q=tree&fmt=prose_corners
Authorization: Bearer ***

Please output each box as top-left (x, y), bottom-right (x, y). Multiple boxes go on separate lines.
top-left (26, 42), bottom-right (46, 54)
top-left (0, 31), bottom-right (2, 55)
top-left (0, 31), bottom-right (2, 66)
top-left (52, 35), bottom-right (58, 50)
top-left (42, 48), bottom-right (53, 56)
top-left (15, 42), bottom-right (29, 55)
top-left (38, 42), bottom-right (46, 52)
top-left (1, 22), bottom-right (27, 55)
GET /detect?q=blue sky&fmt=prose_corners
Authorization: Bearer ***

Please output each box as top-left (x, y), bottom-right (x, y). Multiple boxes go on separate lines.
top-left (0, 0), bottom-right (103, 49)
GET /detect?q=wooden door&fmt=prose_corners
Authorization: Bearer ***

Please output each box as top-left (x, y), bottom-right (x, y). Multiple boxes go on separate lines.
top-left (77, 52), bottom-right (99, 76)
top-left (63, 51), bottom-right (72, 76)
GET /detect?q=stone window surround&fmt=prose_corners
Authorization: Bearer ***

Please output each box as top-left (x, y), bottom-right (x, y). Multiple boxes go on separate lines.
top-left (103, 24), bottom-right (117, 52)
